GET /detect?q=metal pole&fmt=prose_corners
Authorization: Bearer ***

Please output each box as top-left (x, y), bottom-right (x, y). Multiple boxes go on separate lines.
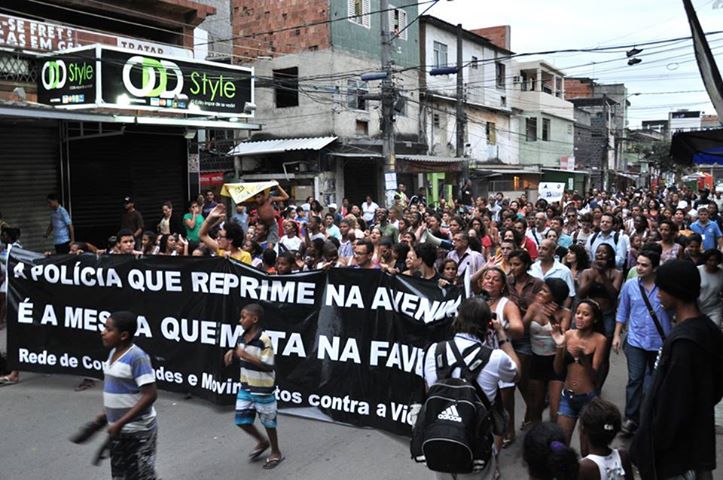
top-left (601, 94), bottom-right (608, 190)
top-left (381, 0), bottom-right (395, 207)
top-left (456, 24), bottom-right (466, 181)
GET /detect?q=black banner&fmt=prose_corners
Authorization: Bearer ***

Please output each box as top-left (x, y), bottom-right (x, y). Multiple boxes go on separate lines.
top-left (6, 248), bottom-right (461, 435)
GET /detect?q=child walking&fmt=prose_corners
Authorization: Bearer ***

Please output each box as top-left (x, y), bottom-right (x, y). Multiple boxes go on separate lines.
top-left (224, 303), bottom-right (284, 469)
top-left (99, 311), bottom-right (158, 479)
top-left (578, 398), bottom-right (633, 480)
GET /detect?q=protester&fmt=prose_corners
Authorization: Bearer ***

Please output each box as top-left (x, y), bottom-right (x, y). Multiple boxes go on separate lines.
top-left (613, 250), bottom-right (670, 437)
top-left (223, 303), bottom-right (284, 469)
top-left (524, 278), bottom-right (571, 425)
top-left (45, 193), bottom-right (74, 254)
top-left (697, 249), bottom-right (723, 327)
top-left (552, 299), bottom-right (608, 453)
top-left (631, 260), bottom-right (723, 480)
top-left (422, 296), bottom-right (520, 480)
top-left (578, 398), bottom-right (633, 480)
top-left (96, 311), bottom-right (158, 479)
top-left (523, 422), bottom-right (579, 480)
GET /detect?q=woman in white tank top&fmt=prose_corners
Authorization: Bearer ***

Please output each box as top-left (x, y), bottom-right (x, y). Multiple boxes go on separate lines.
top-left (479, 267), bottom-right (524, 449)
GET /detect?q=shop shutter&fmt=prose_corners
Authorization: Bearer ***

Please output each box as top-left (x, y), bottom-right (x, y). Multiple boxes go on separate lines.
top-left (0, 121), bottom-right (60, 252)
top-left (68, 127), bottom-right (188, 247)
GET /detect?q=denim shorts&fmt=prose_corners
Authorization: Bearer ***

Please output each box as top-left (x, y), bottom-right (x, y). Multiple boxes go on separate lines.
top-left (558, 388), bottom-right (597, 418)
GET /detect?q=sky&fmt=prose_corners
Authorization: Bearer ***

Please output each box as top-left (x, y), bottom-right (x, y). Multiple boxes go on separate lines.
top-left (431, 0), bottom-right (723, 128)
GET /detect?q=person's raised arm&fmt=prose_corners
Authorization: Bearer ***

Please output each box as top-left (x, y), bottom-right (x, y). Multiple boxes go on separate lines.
top-left (270, 185), bottom-right (289, 203)
top-left (503, 300), bottom-right (524, 340)
top-left (199, 204), bottom-right (226, 251)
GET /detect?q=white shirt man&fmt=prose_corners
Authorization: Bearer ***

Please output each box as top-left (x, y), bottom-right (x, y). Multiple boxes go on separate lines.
top-left (529, 239), bottom-right (576, 299)
top-left (447, 232), bottom-right (486, 280)
top-left (526, 212), bottom-right (549, 248)
top-left (586, 213), bottom-right (628, 269)
top-left (361, 196), bottom-right (379, 224)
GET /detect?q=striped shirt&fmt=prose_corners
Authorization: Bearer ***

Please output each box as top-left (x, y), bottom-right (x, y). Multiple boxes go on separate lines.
top-left (238, 329), bottom-right (276, 395)
top-left (103, 344), bottom-right (157, 433)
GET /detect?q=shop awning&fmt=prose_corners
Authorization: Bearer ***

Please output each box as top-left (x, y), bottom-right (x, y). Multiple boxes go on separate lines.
top-left (396, 155), bottom-right (463, 173)
top-left (542, 168), bottom-right (591, 175)
top-left (228, 136), bottom-right (337, 156)
top-left (671, 128), bottom-right (723, 166)
top-left (396, 154), bottom-right (464, 163)
top-left (0, 101), bottom-right (260, 129)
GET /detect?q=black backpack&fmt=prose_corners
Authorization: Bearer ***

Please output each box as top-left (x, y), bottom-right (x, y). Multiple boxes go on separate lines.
top-left (411, 340), bottom-right (495, 474)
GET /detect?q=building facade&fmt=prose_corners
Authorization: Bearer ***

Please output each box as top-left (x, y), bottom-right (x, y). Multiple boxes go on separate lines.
top-left (229, 0), bottom-right (423, 206)
top-left (0, 0), bottom-right (258, 250)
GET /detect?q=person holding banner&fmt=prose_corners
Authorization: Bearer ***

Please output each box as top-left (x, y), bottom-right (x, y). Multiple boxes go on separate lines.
top-left (199, 205), bottom-right (252, 265)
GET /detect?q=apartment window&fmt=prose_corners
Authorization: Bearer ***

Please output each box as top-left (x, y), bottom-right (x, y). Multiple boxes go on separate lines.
top-left (433, 41), bottom-right (448, 68)
top-left (347, 80), bottom-right (368, 110)
top-left (433, 113), bottom-right (441, 128)
top-left (526, 117), bottom-right (537, 142)
top-left (471, 56), bottom-right (479, 69)
top-left (496, 62), bottom-right (506, 89)
top-left (486, 122), bottom-right (496, 145)
top-left (542, 118), bottom-right (551, 141)
top-left (273, 67), bottom-right (299, 108)
top-left (389, 6), bottom-right (408, 40)
top-left (500, 96), bottom-right (507, 107)
top-left (355, 119), bottom-right (369, 136)
top-left (348, 0), bottom-right (370, 28)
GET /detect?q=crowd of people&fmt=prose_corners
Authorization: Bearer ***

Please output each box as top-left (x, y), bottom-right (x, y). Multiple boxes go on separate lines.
top-left (1, 181), bottom-right (722, 479)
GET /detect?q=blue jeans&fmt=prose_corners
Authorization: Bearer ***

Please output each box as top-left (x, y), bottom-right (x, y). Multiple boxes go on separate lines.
top-left (558, 389), bottom-right (596, 418)
top-left (624, 341), bottom-right (658, 423)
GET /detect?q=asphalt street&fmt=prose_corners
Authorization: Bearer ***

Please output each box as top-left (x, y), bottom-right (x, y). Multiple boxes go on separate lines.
top-left (1, 326), bottom-right (721, 480)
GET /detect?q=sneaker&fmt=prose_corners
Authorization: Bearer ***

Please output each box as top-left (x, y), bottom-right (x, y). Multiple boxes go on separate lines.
top-left (621, 419), bottom-right (638, 436)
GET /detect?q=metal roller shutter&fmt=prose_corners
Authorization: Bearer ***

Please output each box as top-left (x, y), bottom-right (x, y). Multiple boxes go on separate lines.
top-left (68, 126), bottom-right (188, 247)
top-left (0, 121), bottom-right (60, 252)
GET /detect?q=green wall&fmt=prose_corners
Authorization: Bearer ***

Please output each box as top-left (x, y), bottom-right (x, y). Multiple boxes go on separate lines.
top-left (330, 0), bottom-right (419, 67)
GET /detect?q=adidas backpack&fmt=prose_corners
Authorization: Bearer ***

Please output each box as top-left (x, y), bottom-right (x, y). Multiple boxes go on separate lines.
top-left (410, 340), bottom-right (495, 474)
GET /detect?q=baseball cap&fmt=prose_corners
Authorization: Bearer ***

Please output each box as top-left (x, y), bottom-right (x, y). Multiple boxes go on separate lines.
top-left (123, 196), bottom-right (133, 204)
top-left (328, 203), bottom-right (338, 210)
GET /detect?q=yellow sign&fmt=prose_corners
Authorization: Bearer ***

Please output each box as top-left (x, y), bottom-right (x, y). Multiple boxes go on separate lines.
top-left (220, 181), bottom-right (279, 205)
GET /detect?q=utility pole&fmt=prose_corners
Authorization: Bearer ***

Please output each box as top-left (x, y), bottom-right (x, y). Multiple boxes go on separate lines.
top-left (455, 24), bottom-right (467, 181)
top-left (601, 94), bottom-right (608, 191)
top-left (380, 0), bottom-right (396, 207)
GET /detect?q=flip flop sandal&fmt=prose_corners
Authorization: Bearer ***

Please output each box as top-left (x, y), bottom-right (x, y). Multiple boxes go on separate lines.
top-left (0, 376), bottom-right (18, 386)
top-left (502, 436), bottom-right (515, 449)
top-left (262, 456), bottom-right (285, 470)
top-left (248, 443), bottom-right (269, 461)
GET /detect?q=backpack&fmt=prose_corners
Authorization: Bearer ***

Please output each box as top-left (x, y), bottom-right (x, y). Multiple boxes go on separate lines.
top-left (410, 340), bottom-right (495, 474)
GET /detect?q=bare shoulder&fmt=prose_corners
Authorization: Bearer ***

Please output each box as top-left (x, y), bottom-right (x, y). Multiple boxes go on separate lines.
top-left (578, 458), bottom-right (601, 480)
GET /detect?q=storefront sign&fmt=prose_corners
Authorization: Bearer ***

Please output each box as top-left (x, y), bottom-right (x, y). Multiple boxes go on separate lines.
top-left (101, 47), bottom-right (253, 116)
top-left (200, 172), bottom-right (226, 187)
top-left (37, 49), bottom-right (96, 106)
top-left (7, 248), bottom-right (463, 435)
top-left (0, 13), bottom-right (191, 57)
top-left (37, 45), bottom-right (254, 118)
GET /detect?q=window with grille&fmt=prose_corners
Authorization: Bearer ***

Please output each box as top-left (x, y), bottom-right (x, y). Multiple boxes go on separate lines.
top-left (471, 56), bottom-right (479, 69)
top-left (348, 0), bottom-right (371, 28)
top-left (433, 41), bottom-right (448, 68)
